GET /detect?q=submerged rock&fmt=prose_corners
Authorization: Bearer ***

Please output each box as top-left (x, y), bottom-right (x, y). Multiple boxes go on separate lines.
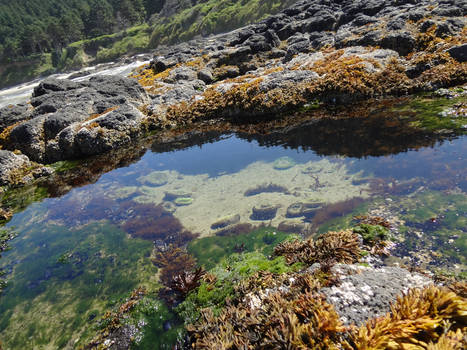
top-left (273, 156), bottom-right (296, 170)
top-left (164, 190), bottom-right (192, 201)
top-left (286, 201), bottom-right (323, 218)
top-left (174, 197), bottom-right (193, 206)
top-left (211, 214), bottom-right (241, 230)
top-left (137, 171), bottom-right (169, 187)
top-left (251, 204), bottom-right (280, 220)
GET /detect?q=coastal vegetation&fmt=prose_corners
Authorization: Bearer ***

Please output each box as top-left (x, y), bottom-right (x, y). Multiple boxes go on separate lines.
top-left (0, 0), bottom-right (294, 88)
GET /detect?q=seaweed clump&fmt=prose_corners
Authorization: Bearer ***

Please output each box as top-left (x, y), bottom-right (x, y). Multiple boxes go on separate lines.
top-left (353, 223), bottom-right (391, 255)
top-left (185, 268), bottom-right (349, 349)
top-left (152, 245), bottom-right (204, 304)
top-left (273, 229), bottom-right (361, 268)
top-left (351, 284), bottom-right (467, 349)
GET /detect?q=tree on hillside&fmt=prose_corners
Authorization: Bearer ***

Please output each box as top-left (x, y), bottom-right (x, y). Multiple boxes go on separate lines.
top-left (86, 0), bottom-right (116, 37)
top-left (60, 11), bottom-right (84, 44)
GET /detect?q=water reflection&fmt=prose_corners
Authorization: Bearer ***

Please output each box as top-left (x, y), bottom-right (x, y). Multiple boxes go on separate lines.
top-left (0, 98), bottom-right (465, 348)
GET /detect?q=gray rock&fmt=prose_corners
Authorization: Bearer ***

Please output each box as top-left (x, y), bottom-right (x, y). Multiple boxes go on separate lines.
top-left (268, 48), bottom-right (287, 58)
top-left (211, 214), bottom-right (241, 230)
top-left (0, 150), bottom-right (31, 186)
top-left (380, 31), bottom-right (416, 56)
top-left (320, 264), bottom-right (432, 326)
top-left (259, 70), bottom-right (319, 92)
top-left (33, 78), bottom-right (81, 97)
top-left (0, 104), bottom-right (31, 132)
top-left (448, 44), bottom-right (467, 62)
top-left (198, 69), bottom-right (214, 84)
top-left (166, 67), bottom-right (198, 83)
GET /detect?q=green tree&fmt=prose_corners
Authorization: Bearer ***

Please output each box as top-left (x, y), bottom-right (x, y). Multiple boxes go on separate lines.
top-left (60, 11), bottom-right (84, 44)
top-left (86, 0), bottom-right (115, 37)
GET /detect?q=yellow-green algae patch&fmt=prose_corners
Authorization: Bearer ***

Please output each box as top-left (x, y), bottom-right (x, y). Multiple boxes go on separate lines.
top-left (0, 222), bottom-right (156, 349)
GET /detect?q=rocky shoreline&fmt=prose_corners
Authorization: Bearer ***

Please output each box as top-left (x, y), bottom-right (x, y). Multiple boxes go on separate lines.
top-left (0, 0), bottom-right (465, 188)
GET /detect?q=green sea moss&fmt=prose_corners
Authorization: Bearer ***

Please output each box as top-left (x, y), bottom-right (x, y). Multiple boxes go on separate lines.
top-left (0, 222), bottom-right (156, 349)
top-left (353, 224), bottom-right (391, 245)
top-left (393, 94), bottom-right (467, 133)
top-left (187, 226), bottom-right (295, 269)
top-left (176, 251), bottom-right (300, 325)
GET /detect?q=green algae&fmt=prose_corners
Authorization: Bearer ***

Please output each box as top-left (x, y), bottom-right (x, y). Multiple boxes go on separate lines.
top-left (353, 224), bottom-right (391, 245)
top-left (0, 185), bottom-right (49, 215)
top-left (398, 191), bottom-right (466, 224)
top-left (50, 159), bottom-right (82, 173)
top-left (176, 251), bottom-right (300, 325)
top-left (0, 228), bottom-right (16, 293)
top-left (393, 94), bottom-right (467, 133)
top-left (0, 221), bottom-right (156, 349)
top-left (187, 226), bottom-right (295, 270)
top-left (94, 291), bottom-right (182, 350)
top-left (130, 296), bottom-right (183, 350)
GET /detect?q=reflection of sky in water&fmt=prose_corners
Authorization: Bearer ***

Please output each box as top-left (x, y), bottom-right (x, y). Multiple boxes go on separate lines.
top-left (117, 134), bottom-right (324, 179)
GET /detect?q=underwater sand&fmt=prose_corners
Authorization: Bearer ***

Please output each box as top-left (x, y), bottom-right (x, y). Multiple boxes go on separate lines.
top-left (111, 158), bottom-right (370, 236)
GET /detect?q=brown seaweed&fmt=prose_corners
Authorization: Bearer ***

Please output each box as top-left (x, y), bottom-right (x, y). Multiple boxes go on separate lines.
top-left (307, 197), bottom-right (365, 231)
top-left (273, 229), bottom-right (361, 268)
top-left (171, 267), bottom-right (205, 297)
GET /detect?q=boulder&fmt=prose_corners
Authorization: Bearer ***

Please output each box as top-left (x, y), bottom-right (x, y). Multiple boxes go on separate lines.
top-left (4, 75), bottom-right (149, 163)
top-left (251, 204), bottom-right (280, 220)
top-left (448, 44), bottom-right (467, 62)
top-left (0, 104), bottom-right (31, 132)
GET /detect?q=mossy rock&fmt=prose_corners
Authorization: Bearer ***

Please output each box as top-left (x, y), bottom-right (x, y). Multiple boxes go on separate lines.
top-left (164, 190), bottom-right (191, 201)
top-left (211, 214), bottom-right (240, 230)
top-left (273, 156), bottom-right (296, 170)
top-left (174, 197), bottom-right (193, 206)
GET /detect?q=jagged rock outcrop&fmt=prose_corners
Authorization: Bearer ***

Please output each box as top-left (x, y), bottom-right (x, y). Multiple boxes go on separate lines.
top-left (1, 76), bottom-right (149, 164)
top-left (0, 0), bottom-right (466, 184)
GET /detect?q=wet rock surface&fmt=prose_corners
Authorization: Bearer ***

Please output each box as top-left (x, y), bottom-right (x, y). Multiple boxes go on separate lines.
top-left (0, 0), bottom-right (466, 185)
top-left (0, 150), bottom-right (52, 187)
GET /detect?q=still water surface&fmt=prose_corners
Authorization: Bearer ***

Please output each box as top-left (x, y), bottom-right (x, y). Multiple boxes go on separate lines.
top-left (0, 111), bottom-right (465, 348)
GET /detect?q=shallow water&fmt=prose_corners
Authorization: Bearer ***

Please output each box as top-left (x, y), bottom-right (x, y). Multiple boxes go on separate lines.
top-left (0, 102), bottom-right (466, 348)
